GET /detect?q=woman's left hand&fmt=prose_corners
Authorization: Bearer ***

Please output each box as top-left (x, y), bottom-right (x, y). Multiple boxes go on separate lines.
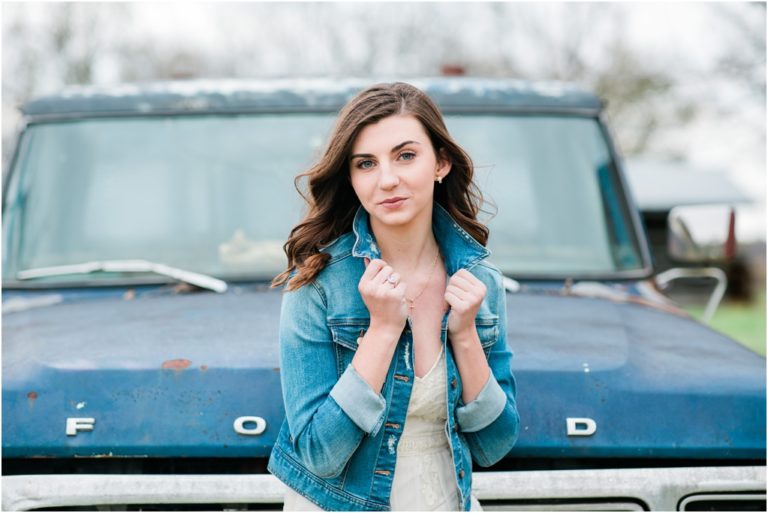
top-left (445, 269), bottom-right (487, 340)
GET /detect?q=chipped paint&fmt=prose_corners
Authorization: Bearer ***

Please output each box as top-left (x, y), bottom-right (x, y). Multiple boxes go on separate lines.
top-left (199, 365), bottom-right (208, 372)
top-left (76, 401), bottom-right (86, 409)
top-left (89, 452), bottom-right (115, 458)
top-left (161, 359), bottom-right (191, 370)
top-left (403, 341), bottom-right (411, 371)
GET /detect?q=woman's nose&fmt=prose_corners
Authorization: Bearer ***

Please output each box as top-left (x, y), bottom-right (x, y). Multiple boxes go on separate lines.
top-left (378, 162), bottom-right (400, 189)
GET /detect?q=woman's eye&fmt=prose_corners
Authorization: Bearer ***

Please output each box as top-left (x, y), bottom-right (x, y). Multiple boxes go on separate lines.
top-left (399, 151), bottom-right (416, 161)
top-left (357, 159), bottom-right (375, 170)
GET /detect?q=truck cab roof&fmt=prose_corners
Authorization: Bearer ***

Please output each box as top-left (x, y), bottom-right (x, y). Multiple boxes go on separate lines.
top-left (21, 77), bottom-right (603, 119)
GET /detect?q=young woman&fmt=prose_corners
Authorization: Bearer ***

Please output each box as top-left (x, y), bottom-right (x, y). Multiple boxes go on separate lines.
top-left (268, 82), bottom-right (520, 511)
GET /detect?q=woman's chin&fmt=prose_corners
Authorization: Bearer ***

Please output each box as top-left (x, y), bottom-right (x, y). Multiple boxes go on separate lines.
top-left (368, 206), bottom-right (408, 223)
top-left (372, 208), bottom-right (427, 229)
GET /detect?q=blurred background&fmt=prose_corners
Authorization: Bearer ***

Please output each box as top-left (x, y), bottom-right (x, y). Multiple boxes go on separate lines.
top-left (2, 1), bottom-right (765, 353)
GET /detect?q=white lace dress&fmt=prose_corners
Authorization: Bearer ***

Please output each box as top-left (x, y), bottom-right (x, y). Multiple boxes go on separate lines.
top-left (283, 346), bottom-right (483, 511)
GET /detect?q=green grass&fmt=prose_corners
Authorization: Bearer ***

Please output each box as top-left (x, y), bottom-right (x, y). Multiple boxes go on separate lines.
top-left (683, 291), bottom-right (766, 356)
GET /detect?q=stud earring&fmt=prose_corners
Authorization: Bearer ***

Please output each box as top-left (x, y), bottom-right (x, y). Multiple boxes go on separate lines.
top-left (436, 174), bottom-right (443, 184)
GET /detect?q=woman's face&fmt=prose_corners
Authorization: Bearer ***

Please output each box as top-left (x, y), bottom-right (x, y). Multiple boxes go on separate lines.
top-left (349, 114), bottom-right (451, 230)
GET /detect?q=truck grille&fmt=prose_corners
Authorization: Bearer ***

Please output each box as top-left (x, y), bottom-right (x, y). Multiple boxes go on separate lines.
top-left (480, 498), bottom-right (646, 510)
top-left (679, 492), bottom-right (766, 511)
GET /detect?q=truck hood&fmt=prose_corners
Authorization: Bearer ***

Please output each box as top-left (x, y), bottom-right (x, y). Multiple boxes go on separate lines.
top-left (3, 287), bottom-right (765, 460)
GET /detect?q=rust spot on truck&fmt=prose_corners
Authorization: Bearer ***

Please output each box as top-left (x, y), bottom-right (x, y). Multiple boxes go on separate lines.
top-left (200, 365), bottom-right (208, 371)
top-left (27, 391), bottom-right (38, 400)
top-left (162, 359), bottom-right (191, 370)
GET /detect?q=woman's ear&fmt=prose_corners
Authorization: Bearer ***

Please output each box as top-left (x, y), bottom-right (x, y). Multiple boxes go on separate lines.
top-left (436, 148), bottom-right (452, 180)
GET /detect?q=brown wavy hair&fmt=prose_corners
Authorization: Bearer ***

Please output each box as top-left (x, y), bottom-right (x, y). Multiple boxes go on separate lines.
top-left (272, 82), bottom-right (490, 290)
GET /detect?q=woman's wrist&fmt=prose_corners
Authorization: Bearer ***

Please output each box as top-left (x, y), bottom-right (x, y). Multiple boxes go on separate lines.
top-left (449, 327), bottom-right (492, 404)
top-left (352, 321), bottom-right (402, 393)
top-left (366, 319), bottom-right (405, 343)
top-left (449, 323), bottom-right (479, 349)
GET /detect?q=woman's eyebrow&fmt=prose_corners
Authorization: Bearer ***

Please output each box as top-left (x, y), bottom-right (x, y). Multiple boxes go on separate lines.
top-left (391, 140), bottom-right (420, 152)
top-left (349, 140), bottom-right (420, 161)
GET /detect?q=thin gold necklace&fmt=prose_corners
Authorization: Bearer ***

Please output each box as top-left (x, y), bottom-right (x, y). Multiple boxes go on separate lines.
top-left (405, 248), bottom-right (441, 311)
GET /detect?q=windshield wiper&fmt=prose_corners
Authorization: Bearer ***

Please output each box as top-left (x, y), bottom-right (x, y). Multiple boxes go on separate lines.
top-left (502, 275), bottom-right (520, 293)
top-left (16, 260), bottom-right (227, 293)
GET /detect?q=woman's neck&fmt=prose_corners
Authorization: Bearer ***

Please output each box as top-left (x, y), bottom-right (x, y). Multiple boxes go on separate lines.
top-left (371, 214), bottom-right (439, 273)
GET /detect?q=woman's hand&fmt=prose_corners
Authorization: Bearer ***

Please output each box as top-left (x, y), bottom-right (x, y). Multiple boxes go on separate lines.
top-left (445, 269), bottom-right (487, 342)
top-left (359, 258), bottom-right (409, 335)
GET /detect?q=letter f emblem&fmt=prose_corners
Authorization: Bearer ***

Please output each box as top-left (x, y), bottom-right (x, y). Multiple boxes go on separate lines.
top-left (66, 417), bottom-right (95, 436)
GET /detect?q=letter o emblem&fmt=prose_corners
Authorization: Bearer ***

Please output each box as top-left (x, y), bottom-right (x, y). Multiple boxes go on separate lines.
top-left (233, 416), bottom-right (267, 436)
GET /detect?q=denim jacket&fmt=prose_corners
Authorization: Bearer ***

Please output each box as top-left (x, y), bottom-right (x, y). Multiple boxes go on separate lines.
top-left (268, 203), bottom-right (520, 511)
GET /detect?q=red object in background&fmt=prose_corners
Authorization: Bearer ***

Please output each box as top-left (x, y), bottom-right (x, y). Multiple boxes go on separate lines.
top-left (441, 65), bottom-right (465, 76)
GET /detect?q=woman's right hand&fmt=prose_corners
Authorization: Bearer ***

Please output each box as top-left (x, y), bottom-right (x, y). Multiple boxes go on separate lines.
top-left (359, 258), bottom-right (409, 334)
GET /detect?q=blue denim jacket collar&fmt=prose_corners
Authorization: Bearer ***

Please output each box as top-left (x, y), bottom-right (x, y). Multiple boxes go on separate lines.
top-left (350, 202), bottom-right (490, 274)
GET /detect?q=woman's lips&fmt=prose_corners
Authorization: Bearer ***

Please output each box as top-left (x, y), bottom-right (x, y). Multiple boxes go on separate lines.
top-left (380, 198), bottom-right (406, 209)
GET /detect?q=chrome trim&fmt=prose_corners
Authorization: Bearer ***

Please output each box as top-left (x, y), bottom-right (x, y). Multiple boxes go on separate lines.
top-left (3, 474), bottom-right (286, 511)
top-left (3, 466), bottom-right (764, 511)
top-left (656, 267), bottom-right (728, 324)
top-left (679, 492), bottom-right (766, 510)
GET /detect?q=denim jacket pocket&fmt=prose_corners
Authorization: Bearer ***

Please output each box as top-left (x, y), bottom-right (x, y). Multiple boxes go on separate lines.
top-left (329, 320), bottom-right (369, 376)
top-left (476, 317), bottom-right (499, 356)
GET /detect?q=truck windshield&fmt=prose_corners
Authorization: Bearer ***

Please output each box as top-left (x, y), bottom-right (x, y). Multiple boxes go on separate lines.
top-left (3, 113), bottom-right (644, 284)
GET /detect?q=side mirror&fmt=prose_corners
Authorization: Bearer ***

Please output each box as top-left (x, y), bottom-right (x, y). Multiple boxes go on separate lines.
top-left (667, 205), bottom-right (736, 264)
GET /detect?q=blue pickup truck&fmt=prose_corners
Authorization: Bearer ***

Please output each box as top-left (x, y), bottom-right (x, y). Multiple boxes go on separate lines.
top-left (3, 78), bottom-right (765, 511)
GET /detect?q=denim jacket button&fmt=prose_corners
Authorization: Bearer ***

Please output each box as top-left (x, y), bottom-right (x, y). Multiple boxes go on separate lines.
top-left (459, 469), bottom-right (465, 478)
top-left (452, 424), bottom-right (458, 432)
top-left (450, 377), bottom-right (457, 388)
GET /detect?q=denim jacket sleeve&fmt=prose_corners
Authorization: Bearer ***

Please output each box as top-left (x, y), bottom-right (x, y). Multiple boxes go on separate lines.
top-left (278, 280), bottom-right (386, 478)
top-left (455, 270), bottom-right (521, 467)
